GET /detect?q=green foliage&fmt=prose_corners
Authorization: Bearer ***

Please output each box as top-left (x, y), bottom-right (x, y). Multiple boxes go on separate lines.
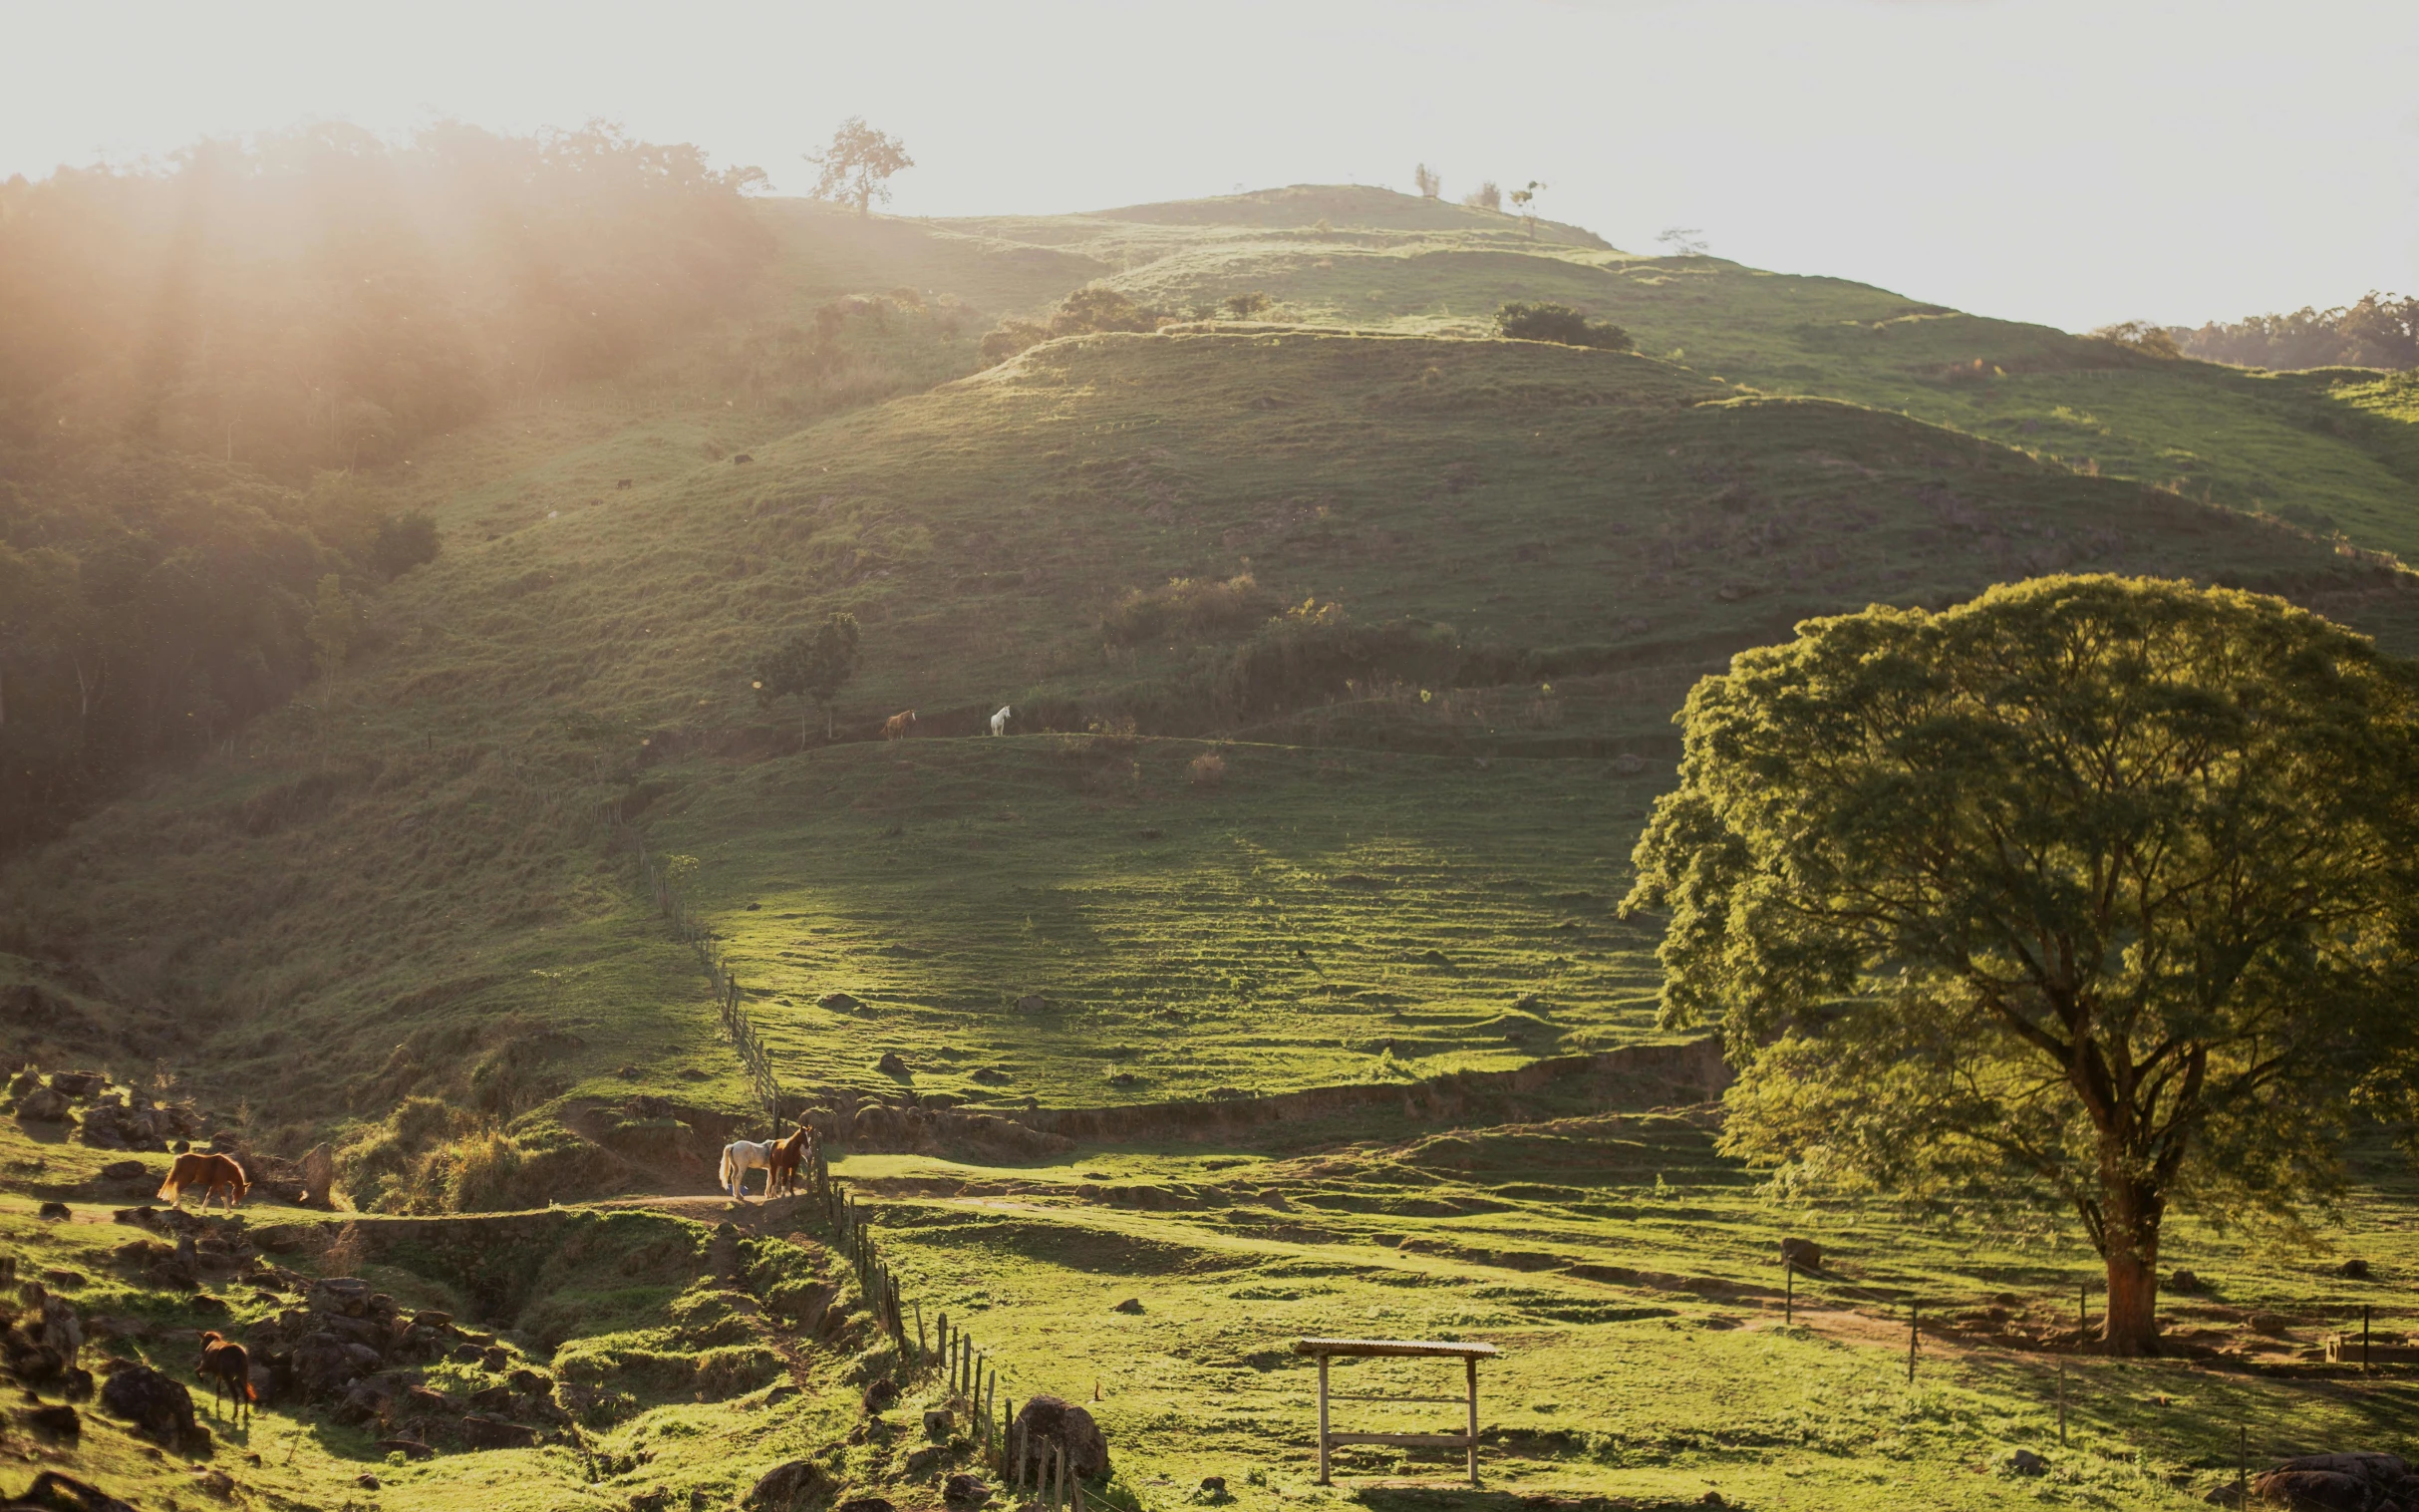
top-left (1101, 572), bottom-right (1273, 645)
top-left (979, 285), bottom-right (1164, 367)
top-left (305, 574), bottom-right (358, 680)
top-left (1626, 575), bottom-right (2419, 1351)
top-left (806, 117), bottom-right (914, 217)
top-left (2181, 290), bottom-right (2419, 372)
top-left (369, 509), bottom-right (441, 579)
top-left (1222, 291), bottom-right (1272, 320)
top-left (755, 610), bottom-right (862, 740)
top-left (1496, 301), bottom-right (1631, 350)
top-left (1213, 599), bottom-right (1462, 719)
top-left (2091, 321), bottom-right (2184, 361)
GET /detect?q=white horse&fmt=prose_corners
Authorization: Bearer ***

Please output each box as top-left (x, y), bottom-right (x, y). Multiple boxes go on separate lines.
top-left (719, 1139), bottom-right (778, 1202)
top-left (990, 705), bottom-right (1012, 737)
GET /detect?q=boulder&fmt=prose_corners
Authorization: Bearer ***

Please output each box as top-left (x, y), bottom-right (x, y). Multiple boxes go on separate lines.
top-left (2251, 1469), bottom-right (2369, 1510)
top-left (861, 1377), bottom-right (900, 1414)
top-left (98, 1160), bottom-right (146, 1181)
top-left (297, 1143), bottom-right (336, 1208)
top-left (877, 1052), bottom-right (909, 1076)
top-left (18, 1402), bottom-right (80, 1438)
top-left (37, 1201), bottom-right (72, 1220)
top-left (2170, 1269), bottom-right (2204, 1294)
top-left (924, 1407), bottom-right (954, 1437)
top-left (905, 1446), bottom-right (948, 1476)
top-left (290, 1331), bottom-right (365, 1394)
top-left (468, 1383), bottom-right (514, 1415)
top-left (459, 1413), bottom-right (538, 1450)
top-left (507, 1367), bottom-right (552, 1396)
top-left (943, 1472), bottom-right (992, 1505)
top-left (480, 1346), bottom-right (509, 1370)
top-left (1779, 1238), bottom-right (1822, 1273)
top-left (2336, 1259), bottom-right (2373, 1281)
top-left (377, 1438), bottom-right (438, 1461)
top-left (1013, 1394), bottom-right (1111, 1480)
top-left (836, 1500), bottom-right (895, 1512)
top-left (5, 1470), bottom-right (137, 1512)
top-left (99, 1361), bottom-right (195, 1444)
top-left (2007, 1449), bottom-right (2048, 1477)
top-left (17, 1086), bottom-right (72, 1121)
top-left (749, 1460), bottom-right (830, 1508)
top-left (818, 992), bottom-right (864, 1014)
top-left (307, 1278), bottom-right (372, 1317)
top-left (1199, 1477), bottom-right (1227, 1496)
top-left (47, 1070), bottom-right (107, 1098)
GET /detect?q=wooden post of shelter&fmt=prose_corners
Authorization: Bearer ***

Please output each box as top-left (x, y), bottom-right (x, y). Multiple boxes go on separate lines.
top-left (1294, 1337), bottom-right (1499, 1488)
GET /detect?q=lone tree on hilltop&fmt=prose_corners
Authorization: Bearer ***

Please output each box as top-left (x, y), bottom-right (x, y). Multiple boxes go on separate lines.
top-left (1461, 179), bottom-right (1502, 213)
top-left (1495, 301), bottom-right (1630, 350)
top-left (1413, 162), bottom-right (1441, 199)
top-left (1508, 179), bottom-right (1545, 235)
top-left (806, 118), bottom-right (913, 217)
top-left (1624, 575), bottom-right (2419, 1356)
top-left (754, 610), bottom-right (861, 741)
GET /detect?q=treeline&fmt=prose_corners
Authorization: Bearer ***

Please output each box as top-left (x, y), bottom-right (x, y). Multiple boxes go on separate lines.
top-left (2176, 291), bottom-right (2417, 372)
top-left (0, 122), bottom-right (773, 849)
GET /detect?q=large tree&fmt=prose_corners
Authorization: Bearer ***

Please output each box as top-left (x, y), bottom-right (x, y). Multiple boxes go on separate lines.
top-left (754, 611), bottom-right (860, 742)
top-left (1624, 575), bottom-right (2419, 1355)
top-left (805, 118), bottom-right (913, 218)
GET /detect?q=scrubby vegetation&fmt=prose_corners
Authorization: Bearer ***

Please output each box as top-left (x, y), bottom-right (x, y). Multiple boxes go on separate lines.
top-left (2178, 290), bottom-right (2419, 372)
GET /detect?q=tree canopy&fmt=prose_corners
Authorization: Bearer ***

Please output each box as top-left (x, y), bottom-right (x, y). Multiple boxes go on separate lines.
top-left (1495, 302), bottom-right (1630, 351)
top-left (755, 612), bottom-right (861, 741)
top-left (806, 118), bottom-right (913, 218)
top-left (1624, 575), bottom-right (2419, 1354)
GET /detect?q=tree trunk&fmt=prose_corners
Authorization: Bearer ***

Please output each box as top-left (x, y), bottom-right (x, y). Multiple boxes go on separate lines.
top-left (2100, 1185), bottom-right (2163, 1357)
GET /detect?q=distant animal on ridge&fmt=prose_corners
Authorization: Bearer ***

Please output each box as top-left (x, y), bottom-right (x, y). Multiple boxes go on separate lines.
top-left (719, 1138), bottom-right (778, 1202)
top-left (158, 1152), bottom-right (247, 1210)
top-left (884, 710), bottom-right (917, 741)
top-left (615, 478), bottom-right (633, 489)
top-left (194, 1331), bottom-right (256, 1427)
top-left (990, 706), bottom-right (1012, 737)
top-left (766, 1124), bottom-right (814, 1198)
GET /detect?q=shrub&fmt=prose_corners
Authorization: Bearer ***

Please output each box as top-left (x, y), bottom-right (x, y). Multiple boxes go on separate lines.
top-left (1102, 573), bottom-right (1274, 644)
top-left (1495, 302), bottom-right (1632, 351)
top-left (1462, 180), bottom-right (1502, 212)
top-left (368, 510), bottom-right (441, 578)
top-left (980, 320), bottom-right (1049, 366)
top-left (1222, 291), bottom-right (1272, 320)
top-left (1214, 599), bottom-right (1462, 718)
top-left (980, 285), bottom-right (1164, 369)
top-left (1189, 751), bottom-right (1227, 787)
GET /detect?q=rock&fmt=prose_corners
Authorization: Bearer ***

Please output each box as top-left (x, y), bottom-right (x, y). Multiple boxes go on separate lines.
top-left (403, 1385), bottom-right (454, 1416)
top-left (507, 1367), bottom-right (552, 1396)
top-left (192, 1467), bottom-right (236, 1498)
top-left (5, 1470), bottom-right (137, 1512)
top-left (1016, 995), bottom-right (1049, 1014)
top-left (836, 1499), bottom-right (895, 1512)
top-left (377, 1438), bottom-right (437, 1460)
top-left (307, 1278), bottom-right (372, 1317)
top-left (877, 1052), bottom-right (909, 1076)
top-left (2252, 1469), bottom-right (2368, 1510)
top-left (469, 1384), bottom-right (514, 1414)
top-left (48, 1070), bottom-right (107, 1099)
top-left (944, 1472), bottom-right (992, 1505)
top-left (818, 992), bottom-right (863, 1013)
top-left (480, 1346), bottom-right (509, 1370)
top-left (2008, 1449), bottom-right (2048, 1476)
top-left (1013, 1394), bottom-right (1111, 1480)
top-left (297, 1143), bottom-right (335, 1208)
top-left (19, 1402), bottom-right (80, 1437)
top-left (451, 1343), bottom-right (484, 1363)
top-left (2170, 1269), bottom-right (2203, 1293)
top-left (38, 1200), bottom-right (71, 1220)
top-left (2336, 1259), bottom-right (2373, 1280)
top-left (1199, 1477), bottom-right (1227, 1496)
top-left (290, 1331), bottom-right (366, 1394)
top-left (100, 1361), bottom-right (195, 1443)
top-left (861, 1377), bottom-right (900, 1414)
top-left (356, 1473), bottom-right (382, 1490)
top-left (924, 1407), bottom-right (954, 1437)
top-left (2250, 1313), bottom-right (2293, 1336)
top-left (414, 1309), bottom-right (456, 1332)
top-left (14, 1086), bottom-right (71, 1121)
top-left (749, 1459), bottom-right (830, 1508)
top-left (1779, 1237), bottom-right (1822, 1273)
top-left (459, 1413), bottom-right (539, 1449)
top-left (1112, 1298), bottom-right (1144, 1314)
top-left (905, 1446), bottom-right (948, 1475)
top-left (98, 1160), bottom-right (146, 1181)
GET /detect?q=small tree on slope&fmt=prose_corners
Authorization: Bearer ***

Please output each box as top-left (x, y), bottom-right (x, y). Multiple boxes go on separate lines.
top-left (754, 611), bottom-right (861, 742)
top-left (806, 118), bottom-right (913, 217)
top-left (1623, 575), bottom-right (2419, 1356)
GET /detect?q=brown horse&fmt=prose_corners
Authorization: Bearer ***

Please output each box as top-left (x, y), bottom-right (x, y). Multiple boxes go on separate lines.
top-left (765, 1124), bottom-right (813, 1198)
top-left (158, 1152), bottom-right (248, 1210)
top-left (195, 1331), bottom-right (256, 1426)
top-left (882, 710), bottom-right (917, 741)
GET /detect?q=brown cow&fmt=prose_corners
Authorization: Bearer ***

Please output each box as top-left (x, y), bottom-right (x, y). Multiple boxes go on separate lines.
top-left (883, 710), bottom-right (917, 741)
top-left (157, 1152), bottom-right (248, 1211)
top-left (195, 1331), bottom-right (256, 1426)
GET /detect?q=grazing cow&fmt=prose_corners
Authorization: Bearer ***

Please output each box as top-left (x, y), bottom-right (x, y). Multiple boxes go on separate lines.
top-left (990, 706), bottom-right (1012, 737)
top-left (194, 1332), bottom-right (256, 1427)
top-left (157, 1152), bottom-right (247, 1211)
top-left (615, 478), bottom-right (633, 489)
top-left (719, 1139), bottom-right (779, 1202)
top-left (732, 454), bottom-right (754, 464)
top-left (883, 710), bottom-right (917, 741)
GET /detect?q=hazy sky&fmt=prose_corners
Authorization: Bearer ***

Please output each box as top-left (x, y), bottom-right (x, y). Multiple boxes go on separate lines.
top-left (9, 1), bottom-right (2414, 333)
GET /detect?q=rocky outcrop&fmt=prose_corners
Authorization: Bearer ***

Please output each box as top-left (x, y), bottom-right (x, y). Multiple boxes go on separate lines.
top-left (749, 1459), bottom-right (831, 1508)
top-left (2253, 1452), bottom-right (2418, 1511)
top-left (99, 1361), bottom-right (196, 1446)
top-left (1013, 1394), bottom-right (1110, 1481)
